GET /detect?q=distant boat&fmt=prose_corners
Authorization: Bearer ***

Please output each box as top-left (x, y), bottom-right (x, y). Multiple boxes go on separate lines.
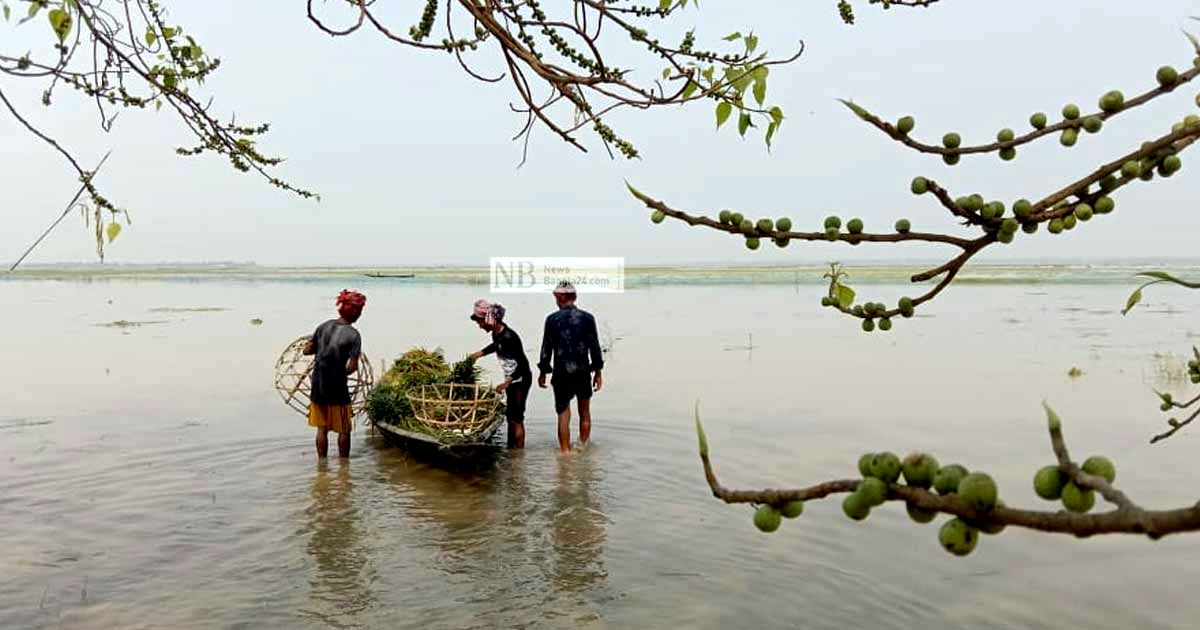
top-left (363, 272), bottom-right (415, 279)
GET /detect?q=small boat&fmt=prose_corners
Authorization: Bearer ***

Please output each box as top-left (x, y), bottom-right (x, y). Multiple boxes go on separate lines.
top-left (363, 272), bottom-right (415, 278)
top-left (370, 418), bottom-right (504, 460)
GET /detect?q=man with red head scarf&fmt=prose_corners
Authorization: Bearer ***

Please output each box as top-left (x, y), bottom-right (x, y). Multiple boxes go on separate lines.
top-left (302, 290), bottom-right (366, 458)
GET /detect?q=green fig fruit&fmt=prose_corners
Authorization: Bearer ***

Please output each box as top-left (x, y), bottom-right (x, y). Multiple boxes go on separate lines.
top-left (739, 219), bottom-right (754, 234)
top-left (878, 317), bottom-right (892, 331)
top-left (1099, 90), bottom-right (1124, 112)
top-left (895, 218), bottom-right (912, 233)
top-left (857, 477), bottom-right (888, 507)
top-left (824, 215), bottom-right (842, 229)
top-left (776, 217), bottom-right (793, 232)
top-left (1030, 112), bottom-right (1048, 129)
top-left (1021, 222), bottom-right (1038, 234)
top-left (1094, 197), bottom-right (1114, 214)
top-left (1001, 218), bottom-right (1019, 233)
top-left (862, 318), bottom-right (875, 332)
top-left (858, 452), bottom-right (876, 478)
top-left (730, 212), bottom-right (745, 226)
top-left (965, 195), bottom-right (984, 212)
top-left (1033, 465), bottom-right (1066, 500)
top-left (1083, 116), bottom-right (1103, 134)
top-left (1163, 155), bottom-right (1182, 174)
top-left (999, 147), bottom-right (1016, 161)
top-left (1099, 175), bottom-right (1118, 191)
top-left (1062, 214), bottom-right (1077, 230)
top-left (773, 237), bottom-right (790, 248)
top-left (911, 177), bottom-right (929, 195)
top-left (1060, 128), bottom-right (1078, 147)
top-left (1121, 160), bottom-right (1141, 177)
top-left (825, 226), bottom-right (840, 241)
top-left (943, 153), bottom-right (960, 166)
top-left (933, 464), bottom-right (968, 495)
top-left (1013, 199), bottom-right (1033, 218)
top-left (1157, 65), bottom-right (1179, 87)
top-left (942, 132), bottom-right (962, 148)
top-left (997, 231), bottom-right (1014, 244)
top-left (718, 209), bottom-right (733, 224)
top-left (939, 518), bottom-right (979, 556)
top-left (852, 305), bottom-right (865, 316)
top-left (901, 452), bottom-right (940, 488)
top-left (997, 128), bottom-right (1015, 143)
top-left (1048, 218), bottom-right (1064, 234)
top-left (780, 500), bottom-right (805, 519)
top-left (897, 115), bottom-right (915, 134)
top-left (847, 218), bottom-right (864, 234)
top-left (1074, 204), bottom-right (1093, 221)
top-left (906, 502), bottom-right (938, 524)
top-left (870, 451), bottom-right (902, 482)
top-left (1062, 103), bottom-right (1080, 120)
top-left (843, 493), bottom-right (870, 521)
top-left (756, 218), bottom-right (774, 233)
top-left (1061, 481), bottom-right (1095, 513)
top-left (753, 504), bottom-right (782, 532)
top-left (651, 210), bottom-right (666, 224)
top-left (958, 472), bottom-right (999, 512)
top-left (1081, 455), bottom-right (1116, 483)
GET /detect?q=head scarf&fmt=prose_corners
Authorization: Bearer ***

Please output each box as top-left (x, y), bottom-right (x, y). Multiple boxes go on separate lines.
top-left (553, 281), bottom-right (576, 296)
top-left (472, 298), bottom-right (505, 327)
top-left (337, 290), bottom-right (367, 318)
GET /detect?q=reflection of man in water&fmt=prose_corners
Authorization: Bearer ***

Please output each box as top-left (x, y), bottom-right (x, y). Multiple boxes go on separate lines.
top-left (468, 299), bottom-right (532, 449)
top-left (302, 461), bottom-right (372, 623)
top-left (552, 454), bottom-right (608, 594)
top-left (538, 282), bottom-right (605, 454)
top-left (303, 290), bottom-right (365, 459)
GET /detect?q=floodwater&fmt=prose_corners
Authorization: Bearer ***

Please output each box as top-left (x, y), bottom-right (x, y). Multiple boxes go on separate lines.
top-left (3, 269), bottom-right (1200, 629)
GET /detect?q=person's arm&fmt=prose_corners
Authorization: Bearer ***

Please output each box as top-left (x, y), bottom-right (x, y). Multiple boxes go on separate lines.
top-left (470, 340), bottom-right (498, 361)
top-left (302, 326), bottom-right (319, 355)
top-left (345, 330), bottom-right (362, 375)
top-left (586, 315), bottom-right (604, 391)
top-left (537, 316), bottom-right (554, 388)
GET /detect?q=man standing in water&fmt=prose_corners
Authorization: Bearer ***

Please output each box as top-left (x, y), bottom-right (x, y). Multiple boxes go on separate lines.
top-left (303, 290), bottom-right (366, 459)
top-left (538, 282), bottom-right (604, 454)
top-left (468, 299), bottom-right (532, 449)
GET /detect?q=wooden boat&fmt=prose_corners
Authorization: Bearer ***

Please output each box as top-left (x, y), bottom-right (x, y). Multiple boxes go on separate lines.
top-left (370, 416), bottom-right (504, 459)
top-left (363, 272), bottom-right (415, 278)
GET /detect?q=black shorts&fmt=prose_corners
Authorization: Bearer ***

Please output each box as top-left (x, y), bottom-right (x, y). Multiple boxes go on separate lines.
top-left (552, 372), bottom-right (593, 414)
top-left (505, 378), bottom-right (531, 424)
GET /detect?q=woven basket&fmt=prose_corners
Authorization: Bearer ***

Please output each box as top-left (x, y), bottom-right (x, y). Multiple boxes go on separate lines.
top-left (406, 383), bottom-right (503, 439)
top-left (273, 335), bottom-right (375, 418)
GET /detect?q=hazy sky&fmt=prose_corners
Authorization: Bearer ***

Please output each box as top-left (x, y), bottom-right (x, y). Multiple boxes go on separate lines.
top-left (2, 0), bottom-right (1199, 266)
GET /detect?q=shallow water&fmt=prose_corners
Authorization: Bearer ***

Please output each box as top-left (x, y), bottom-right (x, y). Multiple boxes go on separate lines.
top-left (3, 275), bottom-right (1200, 629)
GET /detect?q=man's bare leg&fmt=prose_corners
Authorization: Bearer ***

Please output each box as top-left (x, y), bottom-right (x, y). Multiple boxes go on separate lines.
top-left (557, 408), bottom-right (572, 453)
top-left (337, 431), bottom-right (351, 458)
top-left (508, 422), bottom-right (526, 449)
top-left (316, 428), bottom-right (329, 458)
top-left (578, 397), bottom-right (592, 447)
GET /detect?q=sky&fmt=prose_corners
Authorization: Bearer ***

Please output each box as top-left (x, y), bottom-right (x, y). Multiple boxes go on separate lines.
top-left (2, 0), bottom-right (1200, 267)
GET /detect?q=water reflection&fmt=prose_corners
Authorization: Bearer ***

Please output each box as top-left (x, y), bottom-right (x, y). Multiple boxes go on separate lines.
top-left (299, 460), bottom-right (375, 627)
top-left (550, 452), bottom-right (608, 595)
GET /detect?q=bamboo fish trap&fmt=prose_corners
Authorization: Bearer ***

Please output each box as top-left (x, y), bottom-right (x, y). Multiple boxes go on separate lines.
top-left (273, 335), bottom-right (375, 418)
top-left (403, 383), bottom-right (504, 442)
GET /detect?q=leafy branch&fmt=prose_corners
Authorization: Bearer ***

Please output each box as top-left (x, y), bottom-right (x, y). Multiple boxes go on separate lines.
top-left (630, 41), bottom-right (1200, 332)
top-left (696, 402), bottom-right (1200, 555)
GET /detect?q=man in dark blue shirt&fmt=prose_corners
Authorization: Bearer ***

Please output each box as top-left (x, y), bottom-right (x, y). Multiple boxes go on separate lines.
top-left (537, 282), bottom-right (604, 454)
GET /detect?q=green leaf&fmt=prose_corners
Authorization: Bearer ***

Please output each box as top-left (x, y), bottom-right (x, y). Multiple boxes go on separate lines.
top-left (694, 403), bottom-right (708, 458)
top-left (752, 77), bottom-right (766, 106)
top-left (765, 120), bottom-right (778, 148)
top-left (661, 67), bottom-right (670, 80)
top-left (701, 65), bottom-right (715, 84)
top-left (659, 0), bottom-right (672, 9)
top-left (1136, 271), bottom-right (1200, 288)
top-left (838, 98), bottom-right (869, 120)
top-left (106, 222), bottom-right (122, 244)
top-left (737, 112), bottom-right (751, 136)
top-left (145, 28), bottom-right (157, 46)
top-left (48, 8), bottom-right (72, 43)
top-left (769, 106), bottom-right (784, 125)
top-left (625, 180), bottom-right (652, 203)
top-left (1122, 287), bottom-right (1143, 316)
top-left (835, 284), bottom-right (855, 308)
top-left (1042, 401), bottom-right (1062, 432)
top-left (681, 79), bottom-right (699, 100)
top-left (744, 34), bottom-right (758, 55)
top-left (3, 4), bottom-right (10, 22)
top-left (162, 26), bottom-right (177, 39)
top-left (26, 1), bottom-right (40, 19)
top-left (715, 101), bottom-right (732, 128)
top-left (722, 31), bottom-right (742, 41)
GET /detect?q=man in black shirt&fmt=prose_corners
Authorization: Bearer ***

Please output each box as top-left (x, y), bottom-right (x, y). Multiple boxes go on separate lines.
top-left (303, 290), bottom-right (366, 459)
top-left (537, 282), bottom-right (604, 454)
top-left (469, 299), bottom-right (532, 449)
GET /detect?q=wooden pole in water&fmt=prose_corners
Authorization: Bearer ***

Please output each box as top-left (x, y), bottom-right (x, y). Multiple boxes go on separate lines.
top-left (9, 151), bottom-right (113, 272)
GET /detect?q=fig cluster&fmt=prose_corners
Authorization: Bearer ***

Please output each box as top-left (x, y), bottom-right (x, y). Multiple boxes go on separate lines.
top-left (1032, 456), bottom-right (1115, 514)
